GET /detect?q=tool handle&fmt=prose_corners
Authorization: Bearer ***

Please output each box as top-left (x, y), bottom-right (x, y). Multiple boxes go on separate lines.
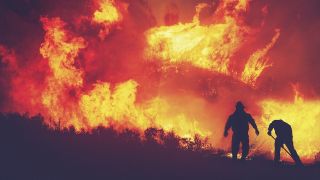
top-left (270, 134), bottom-right (293, 158)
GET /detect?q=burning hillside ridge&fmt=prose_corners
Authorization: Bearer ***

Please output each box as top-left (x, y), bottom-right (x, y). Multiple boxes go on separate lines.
top-left (0, 0), bottom-right (320, 163)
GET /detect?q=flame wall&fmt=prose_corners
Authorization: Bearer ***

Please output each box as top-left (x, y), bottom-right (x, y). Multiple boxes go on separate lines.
top-left (0, 0), bottom-right (320, 162)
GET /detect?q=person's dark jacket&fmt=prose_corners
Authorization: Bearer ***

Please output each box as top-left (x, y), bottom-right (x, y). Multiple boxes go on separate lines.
top-left (268, 120), bottom-right (293, 140)
top-left (225, 110), bottom-right (258, 135)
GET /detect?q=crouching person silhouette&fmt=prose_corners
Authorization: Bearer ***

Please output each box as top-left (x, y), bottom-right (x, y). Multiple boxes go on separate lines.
top-left (224, 101), bottom-right (259, 160)
top-left (268, 119), bottom-right (303, 166)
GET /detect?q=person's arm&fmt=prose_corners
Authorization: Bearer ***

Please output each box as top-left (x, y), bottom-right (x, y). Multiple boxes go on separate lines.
top-left (248, 114), bottom-right (259, 135)
top-left (224, 116), bottom-right (232, 137)
top-left (267, 121), bottom-right (274, 136)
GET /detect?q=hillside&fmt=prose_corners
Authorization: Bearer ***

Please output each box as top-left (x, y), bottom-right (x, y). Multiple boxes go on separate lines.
top-left (0, 113), bottom-right (319, 180)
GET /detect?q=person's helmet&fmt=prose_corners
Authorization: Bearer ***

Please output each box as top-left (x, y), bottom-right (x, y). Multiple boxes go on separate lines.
top-left (235, 101), bottom-right (245, 110)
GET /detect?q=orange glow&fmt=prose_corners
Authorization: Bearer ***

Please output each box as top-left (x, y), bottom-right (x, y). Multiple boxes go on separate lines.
top-left (142, 97), bottom-right (210, 138)
top-left (79, 81), bottom-right (210, 137)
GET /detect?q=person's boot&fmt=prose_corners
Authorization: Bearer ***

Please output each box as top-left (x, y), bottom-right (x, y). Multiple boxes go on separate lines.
top-left (295, 161), bottom-right (304, 167)
top-left (274, 160), bottom-right (281, 166)
top-left (232, 155), bottom-right (237, 161)
top-left (240, 156), bottom-right (246, 161)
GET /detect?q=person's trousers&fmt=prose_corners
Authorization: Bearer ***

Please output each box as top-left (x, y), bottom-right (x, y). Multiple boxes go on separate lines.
top-left (274, 138), bottom-right (302, 165)
top-left (232, 134), bottom-right (249, 160)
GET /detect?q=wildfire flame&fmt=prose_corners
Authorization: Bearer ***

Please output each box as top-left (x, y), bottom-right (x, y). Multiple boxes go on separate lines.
top-left (37, 16), bottom-right (209, 138)
top-left (93, 0), bottom-right (122, 25)
top-left (241, 29), bottom-right (280, 85)
top-left (145, 0), bottom-right (279, 87)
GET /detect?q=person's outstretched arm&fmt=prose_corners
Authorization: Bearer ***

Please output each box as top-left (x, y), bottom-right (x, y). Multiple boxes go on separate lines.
top-left (248, 114), bottom-right (259, 135)
top-left (224, 116), bottom-right (232, 137)
top-left (267, 121), bottom-right (275, 136)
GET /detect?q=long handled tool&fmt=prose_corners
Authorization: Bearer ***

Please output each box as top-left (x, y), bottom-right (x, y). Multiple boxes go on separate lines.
top-left (270, 134), bottom-right (293, 159)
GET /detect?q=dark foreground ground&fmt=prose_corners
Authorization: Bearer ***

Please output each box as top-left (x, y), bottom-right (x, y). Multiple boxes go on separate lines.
top-left (0, 113), bottom-right (319, 180)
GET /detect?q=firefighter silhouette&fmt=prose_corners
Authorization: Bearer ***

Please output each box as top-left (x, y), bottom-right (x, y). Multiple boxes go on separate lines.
top-left (268, 119), bottom-right (303, 165)
top-left (224, 101), bottom-right (259, 160)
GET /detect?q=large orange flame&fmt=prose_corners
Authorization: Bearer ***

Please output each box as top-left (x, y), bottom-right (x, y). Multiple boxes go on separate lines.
top-left (38, 16), bottom-right (209, 139)
top-left (145, 0), bottom-right (279, 87)
top-left (40, 17), bottom-right (86, 129)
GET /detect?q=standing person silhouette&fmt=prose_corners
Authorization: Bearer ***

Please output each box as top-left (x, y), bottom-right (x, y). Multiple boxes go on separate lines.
top-left (224, 101), bottom-right (259, 160)
top-left (268, 119), bottom-right (303, 166)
